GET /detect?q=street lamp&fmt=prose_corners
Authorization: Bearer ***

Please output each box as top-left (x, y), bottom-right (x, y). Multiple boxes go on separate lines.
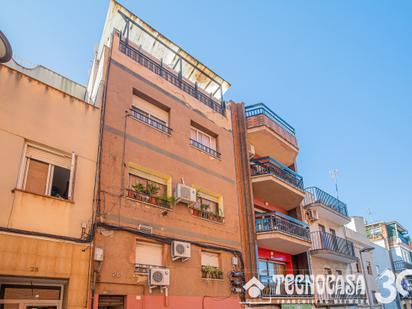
top-left (0, 31), bottom-right (12, 63)
top-left (360, 247), bottom-right (375, 309)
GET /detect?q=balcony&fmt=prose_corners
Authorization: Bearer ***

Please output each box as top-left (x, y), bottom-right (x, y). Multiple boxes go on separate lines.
top-left (303, 187), bottom-right (350, 225)
top-left (256, 212), bottom-right (312, 255)
top-left (393, 260), bottom-right (412, 273)
top-left (250, 157), bottom-right (305, 210)
top-left (310, 231), bottom-right (357, 263)
top-left (245, 103), bottom-right (298, 167)
top-left (119, 40), bottom-right (225, 115)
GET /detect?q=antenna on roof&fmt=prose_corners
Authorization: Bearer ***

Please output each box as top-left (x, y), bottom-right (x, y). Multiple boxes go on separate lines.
top-left (329, 169), bottom-right (340, 201)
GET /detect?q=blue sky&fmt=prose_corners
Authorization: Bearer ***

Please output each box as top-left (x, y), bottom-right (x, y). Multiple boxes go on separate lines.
top-left (1, 1), bottom-right (411, 231)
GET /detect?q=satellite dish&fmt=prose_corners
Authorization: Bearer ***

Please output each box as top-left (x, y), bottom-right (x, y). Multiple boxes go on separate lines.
top-left (0, 31), bottom-right (12, 63)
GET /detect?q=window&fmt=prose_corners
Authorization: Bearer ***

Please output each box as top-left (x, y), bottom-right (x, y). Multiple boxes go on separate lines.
top-left (131, 93), bottom-right (170, 134)
top-left (19, 143), bottom-right (75, 200)
top-left (324, 268), bottom-right (332, 275)
top-left (201, 251), bottom-right (223, 279)
top-left (98, 295), bottom-right (124, 309)
top-left (355, 262), bottom-right (361, 273)
top-left (190, 125), bottom-right (219, 158)
top-left (336, 270), bottom-right (342, 276)
top-left (129, 174), bottom-right (167, 197)
top-left (366, 261), bottom-right (373, 275)
top-left (258, 259), bottom-right (286, 283)
top-left (192, 191), bottom-right (224, 223)
top-left (135, 241), bottom-right (163, 273)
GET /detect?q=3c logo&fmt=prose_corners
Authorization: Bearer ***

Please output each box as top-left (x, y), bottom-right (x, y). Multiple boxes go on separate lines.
top-left (374, 269), bottom-right (412, 304)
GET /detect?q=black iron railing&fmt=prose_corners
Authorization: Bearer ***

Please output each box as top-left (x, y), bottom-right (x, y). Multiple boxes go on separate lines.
top-left (130, 108), bottom-right (172, 134)
top-left (190, 138), bottom-right (221, 158)
top-left (250, 157), bottom-right (304, 190)
top-left (135, 263), bottom-right (166, 274)
top-left (256, 212), bottom-right (311, 241)
top-left (119, 40), bottom-right (225, 115)
top-left (304, 187), bottom-right (348, 217)
top-left (394, 260), bottom-right (412, 273)
top-left (127, 189), bottom-right (170, 209)
top-left (311, 231), bottom-right (356, 258)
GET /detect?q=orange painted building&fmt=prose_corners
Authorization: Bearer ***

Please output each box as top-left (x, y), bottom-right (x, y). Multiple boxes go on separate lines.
top-left (86, 1), bottom-right (244, 308)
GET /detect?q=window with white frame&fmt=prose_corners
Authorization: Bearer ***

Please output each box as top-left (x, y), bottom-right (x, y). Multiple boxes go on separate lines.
top-left (18, 143), bottom-right (75, 200)
top-left (190, 126), bottom-right (217, 151)
top-left (135, 241), bottom-right (163, 273)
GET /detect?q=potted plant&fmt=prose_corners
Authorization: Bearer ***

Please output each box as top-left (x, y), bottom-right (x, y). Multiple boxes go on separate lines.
top-left (217, 268), bottom-right (223, 279)
top-left (146, 183), bottom-right (160, 204)
top-left (131, 183), bottom-right (149, 202)
top-left (200, 204), bottom-right (209, 219)
top-left (160, 195), bottom-right (175, 208)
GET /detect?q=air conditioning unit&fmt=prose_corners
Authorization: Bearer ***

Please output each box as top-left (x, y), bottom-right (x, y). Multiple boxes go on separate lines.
top-left (171, 241), bottom-right (191, 261)
top-left (175, 183), bottom-right (196, 205)
top-left (149, 267), bottom-right (170, 287)
top-left (307, 209), bottom-right (319, 221)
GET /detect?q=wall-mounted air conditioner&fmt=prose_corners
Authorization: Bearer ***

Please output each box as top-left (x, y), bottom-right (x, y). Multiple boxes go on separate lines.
top-left (175, 183), bottom-right (196, 205)
top-left (171, 240), bottom-right (191, 261)
top-left (149, 267), bottom-right (170, 287)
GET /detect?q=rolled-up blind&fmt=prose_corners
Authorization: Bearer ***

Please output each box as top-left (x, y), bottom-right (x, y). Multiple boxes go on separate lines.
top-left (201, 251), bottom-right (219, 267)
top-left (26, 144), bottom-right (71, 169)
top-left (135, 242), bottom-right (162, 266)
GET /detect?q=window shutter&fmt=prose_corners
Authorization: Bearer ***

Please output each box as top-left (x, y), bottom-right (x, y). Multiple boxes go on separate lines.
top-left (26, 144), bottom-right (71, 169)
top-left (135, 242), bottom-right (163, 266)
top-left (132, 96), bottom-right (169, 125)
top-left (25, 159), bottom-right (49, 195)
top-left (201, 251), bottom-right (219, 267)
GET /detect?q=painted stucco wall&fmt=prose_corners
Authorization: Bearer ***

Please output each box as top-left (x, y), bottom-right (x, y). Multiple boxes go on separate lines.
top-left (0, 63), bottom-right (100, 238)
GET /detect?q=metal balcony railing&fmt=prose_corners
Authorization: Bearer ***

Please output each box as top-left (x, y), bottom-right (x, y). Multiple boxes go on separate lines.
top-left (303, 187), bottom-right (348, 217)
top-left (256, 212), bottom-right (311, 241)
top-left (119, 40), bottom-right (225, 115)
top-left (245, 103), bottom-right (295, 135)
top-left (245, 103), bottom-right (298, 147)
top-left (190, 139), bottom-right (221, 158)
top-left (250, 157), bottom-right (304, 190)
top-left (311, 231), bottom-right (356, 258)
top-left (130, 108), bottom-right (172, 134)
top-left (393, 260), bottom-right (412, 273)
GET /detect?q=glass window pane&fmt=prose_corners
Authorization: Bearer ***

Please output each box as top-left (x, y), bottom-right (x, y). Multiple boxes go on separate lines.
top-left (51, 166), bottom-right (70, 199)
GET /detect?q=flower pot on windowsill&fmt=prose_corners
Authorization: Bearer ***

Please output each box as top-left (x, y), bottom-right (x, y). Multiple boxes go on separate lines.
top-left (149, 196), bottom-right (157, 205)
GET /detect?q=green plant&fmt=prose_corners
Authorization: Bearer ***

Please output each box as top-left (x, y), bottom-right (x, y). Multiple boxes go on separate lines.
top-left (146, 183), bottom-right (160, 197)
top-left (132, 183), bottom-right (145, 194)
top-left (200, 204), bottom-right (209, 212)
top-left (201, 265), bottom-right (223, 279)
top-left (160, 195), bottom-right (176, 208)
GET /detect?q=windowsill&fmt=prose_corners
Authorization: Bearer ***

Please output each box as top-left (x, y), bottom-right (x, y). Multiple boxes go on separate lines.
top-left (12, 188), bottom-right (74, 204)
top-left (126, 196), bottom-right (173, 212)
top-left (189, 144), bottom-right (221, 160)
top-left (201, 277), bottom-right (225, 282)
top-left (190, 208), bottom-right (224, 224)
